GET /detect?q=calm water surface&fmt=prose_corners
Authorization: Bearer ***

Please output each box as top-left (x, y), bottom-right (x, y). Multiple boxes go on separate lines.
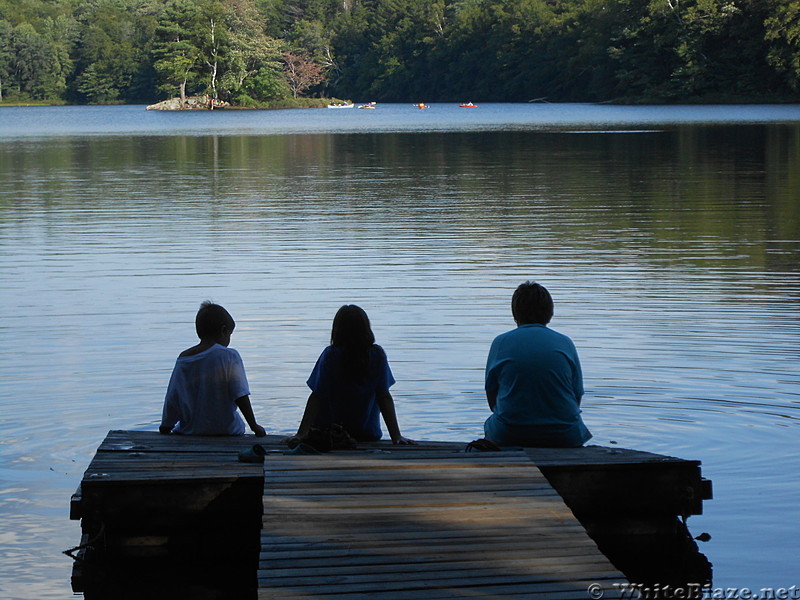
top-left (1, 104), bottom-right (799, 598)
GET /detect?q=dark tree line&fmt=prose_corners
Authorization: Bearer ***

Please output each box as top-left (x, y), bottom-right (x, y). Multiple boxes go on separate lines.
top-left (1, 0), bottom-right (798, 105)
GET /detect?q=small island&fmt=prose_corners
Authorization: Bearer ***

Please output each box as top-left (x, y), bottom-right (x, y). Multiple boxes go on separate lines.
top-left (145, 95), bottom-right (339, 111)
top-left (145, 96), bottom-right (229, 111)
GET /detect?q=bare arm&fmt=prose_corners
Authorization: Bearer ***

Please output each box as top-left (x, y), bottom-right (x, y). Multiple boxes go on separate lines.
top-left (376, 390), bottom-right (415, 445)
top-left (235, 395), bottom-right (266, 437)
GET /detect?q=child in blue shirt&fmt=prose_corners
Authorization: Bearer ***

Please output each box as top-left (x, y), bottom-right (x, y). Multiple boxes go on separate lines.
top-left (484, 282), bottom-right (591, 447)
top-left (289, 305), bottom-right (414, 445)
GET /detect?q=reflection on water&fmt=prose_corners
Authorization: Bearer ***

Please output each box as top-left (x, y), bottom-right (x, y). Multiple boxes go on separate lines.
top-left (0, 110), bottom-right (799, 598)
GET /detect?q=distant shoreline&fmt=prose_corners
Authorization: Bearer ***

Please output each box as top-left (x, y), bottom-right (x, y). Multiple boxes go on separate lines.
top-left (0, 95), bottom-right (800, 111)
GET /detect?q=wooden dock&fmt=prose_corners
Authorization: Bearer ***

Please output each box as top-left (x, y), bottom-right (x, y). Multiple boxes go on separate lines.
top-left (260, 449), bottom-right (626, 599)
top-left (70, 431), bottom-right (712, 599)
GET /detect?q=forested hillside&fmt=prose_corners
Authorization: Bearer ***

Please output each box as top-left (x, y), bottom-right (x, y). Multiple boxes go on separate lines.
top-left (1, 0), bottom-right (798, 105)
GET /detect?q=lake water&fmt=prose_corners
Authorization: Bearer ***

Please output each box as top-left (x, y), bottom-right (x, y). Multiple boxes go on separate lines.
top-left (1, 103), bottom-right (799, 599)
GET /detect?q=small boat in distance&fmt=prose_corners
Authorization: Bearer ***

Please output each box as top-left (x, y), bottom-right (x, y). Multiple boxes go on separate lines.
top-left (459, 102), bottom-right (478, 108)
top-left (328, 101), bottom-right (354, 109)
top-left (358, 102), bottom-right (377, 109)
top-left (415, 102), bottom-right (429, 109)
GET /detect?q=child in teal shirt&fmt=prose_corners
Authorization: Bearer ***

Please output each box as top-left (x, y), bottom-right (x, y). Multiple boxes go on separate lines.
top-left (484, 282), bottom-right (591, 447)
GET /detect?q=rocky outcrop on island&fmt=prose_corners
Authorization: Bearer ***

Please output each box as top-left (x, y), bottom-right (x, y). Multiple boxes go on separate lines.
top-left (146, 96), bottom-right (229, 110)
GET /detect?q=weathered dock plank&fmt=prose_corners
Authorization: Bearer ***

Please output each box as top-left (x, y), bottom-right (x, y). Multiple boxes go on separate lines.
top-left (258, 449), bottom-right (628, 599)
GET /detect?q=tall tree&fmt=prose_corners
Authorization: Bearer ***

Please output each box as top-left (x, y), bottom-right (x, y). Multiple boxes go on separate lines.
top-left (196, 0), bottom-right (228, 99)
top-left (152, 0), bottom-right (204, 101)
top-left (221, 0), bottom-right (287, 103)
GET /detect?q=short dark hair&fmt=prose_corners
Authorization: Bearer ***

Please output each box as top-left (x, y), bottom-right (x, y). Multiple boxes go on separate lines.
top-left (195, 301), bottom-right (235, 339)
top-left (511, 281), bottom-right (553, 325)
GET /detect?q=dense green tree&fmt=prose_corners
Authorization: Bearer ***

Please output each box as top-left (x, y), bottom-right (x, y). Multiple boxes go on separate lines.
top-left (765, 0), bottom-right (800, 92)
top-left (0, 20), bottom-right (11, 100)
top-left (607, 0), bottom-right (783, 101)
top-left (220, 0), bottom-right (287, 103)
top-left (436, 0), bottom-right (502, 100)
top-left (0, 0), bottom-right (79, 27)
top-left (71, 0), bottom-right (155, 103)
top-left (2, 17), bottom-right (75, 100)
top-left (338, 0), bottom-right (449, 100)
top-left (327, 2), bottom-right (373, 96)
top-left (152, 0), bottom-right (205, 101)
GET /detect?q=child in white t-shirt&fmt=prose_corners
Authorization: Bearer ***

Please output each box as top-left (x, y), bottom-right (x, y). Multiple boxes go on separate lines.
top-left (160, 301), bottom-right (266, 437)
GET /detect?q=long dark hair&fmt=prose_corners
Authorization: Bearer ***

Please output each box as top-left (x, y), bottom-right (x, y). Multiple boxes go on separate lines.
top-left (330, 305), bottom-right (376, 383)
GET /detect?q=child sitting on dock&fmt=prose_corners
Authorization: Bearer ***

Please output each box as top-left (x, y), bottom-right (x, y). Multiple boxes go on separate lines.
top-left (160, 301), bottom-right (266, 437)
top-left (484, 282), bottom-right (591, 448)
top-left (287, 305), bottom-right (414, 446)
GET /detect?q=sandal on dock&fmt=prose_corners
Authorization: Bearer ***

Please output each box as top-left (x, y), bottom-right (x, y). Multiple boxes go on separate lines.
top-left (238, 444), bottom-right (268, 463)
